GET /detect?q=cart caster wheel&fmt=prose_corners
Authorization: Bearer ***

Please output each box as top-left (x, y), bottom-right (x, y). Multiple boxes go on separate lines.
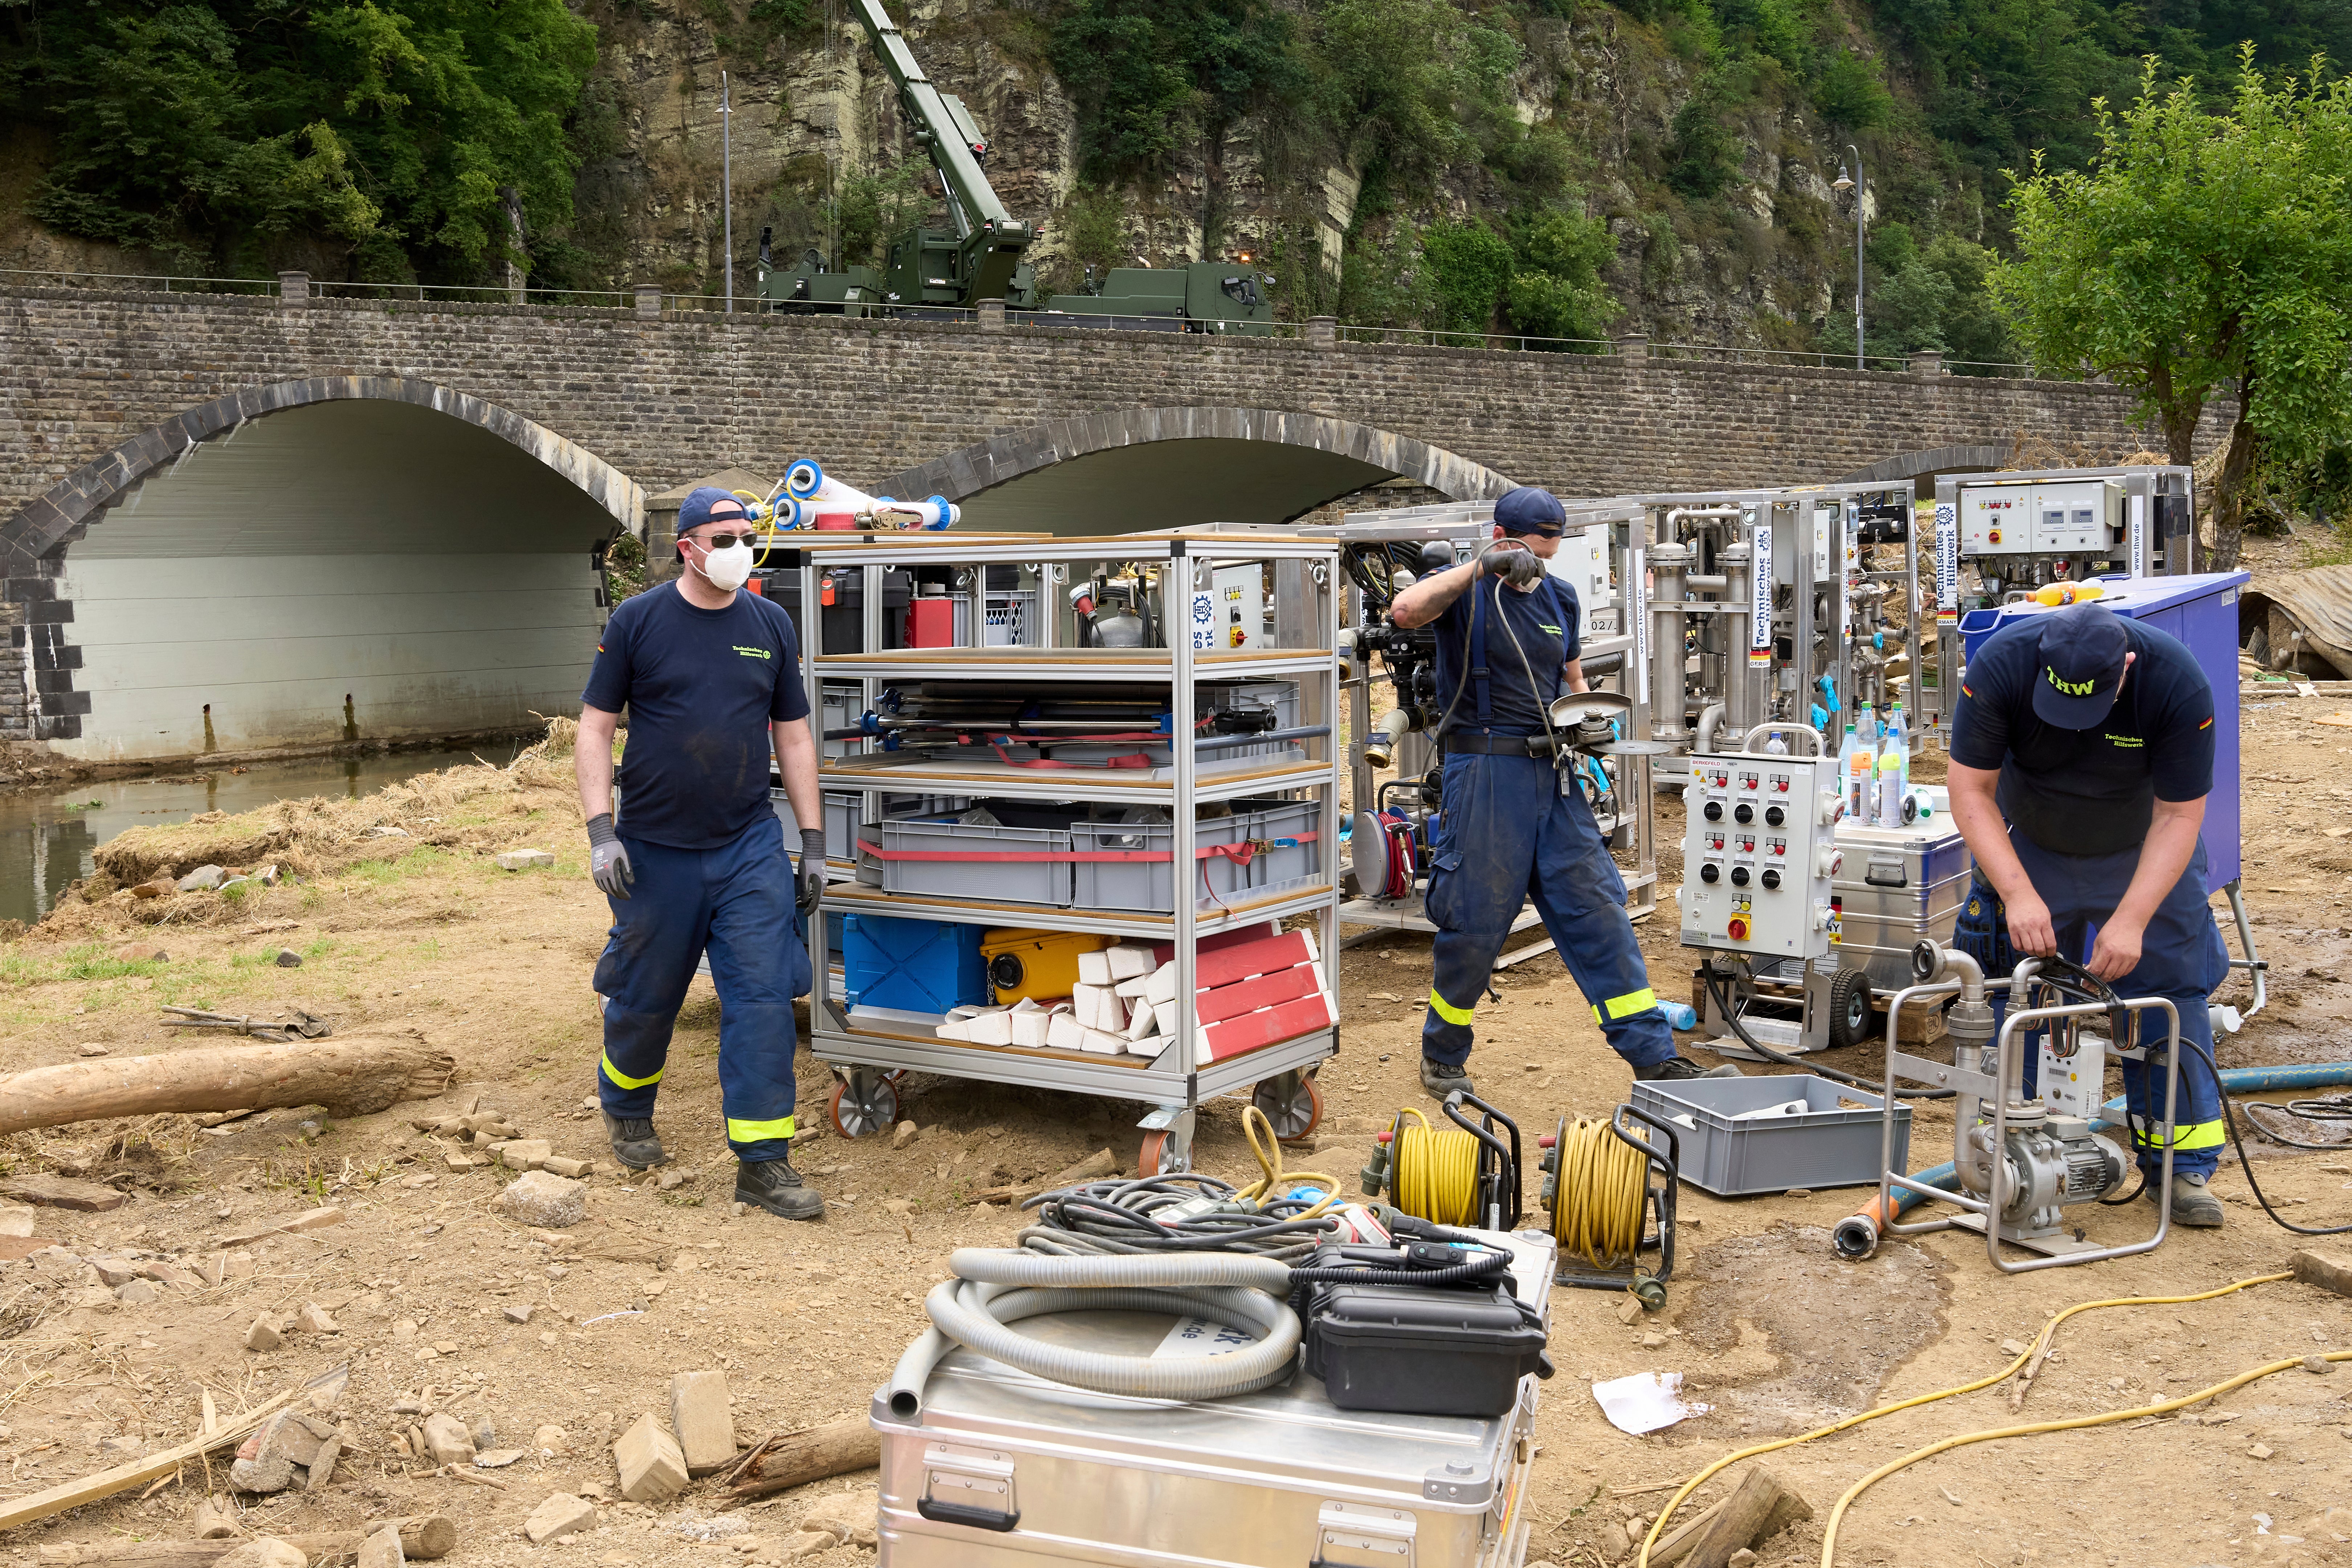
top-left (1138, 1129), bottom-right (1192, 1177)
top-left (1251, 1071), bottom-right (1324, 1143)
top-left (1827, 967), bottom-right (1874, 1051)
top-left (827, 1075), bottom-right (898, 1139)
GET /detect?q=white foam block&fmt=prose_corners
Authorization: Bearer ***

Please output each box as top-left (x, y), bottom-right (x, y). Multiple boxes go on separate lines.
top-left (967, 1010), bottom-right (1014, 1046)
top-left (1048, 1011), bottom-right (1087, 1051)
top-left (1144, 964), bottom-right (1179, 1006)
top-left (1154, 999), bottom-right (1178, 1036)
top-left (1076, 950), bottom-right (1114, 988)
top-left (1009, 1006), bottom-right (1059, 1048)
top-left (1106, 943), bottom-right (1156, 981)
top-left (1079, 1026), bottom-right (1128, 1055)
top-left (1113, 974), bottom-right (1153, 1000)
top-left (935, 1017), bottom-right (973, 1042)
top-left (1123, 1001), bottom-right (1159, 1041)
top-left (1124, 1035), bottom-right (1164, 1058)
top-left (1074, 983), bottom-right (1127, 1033)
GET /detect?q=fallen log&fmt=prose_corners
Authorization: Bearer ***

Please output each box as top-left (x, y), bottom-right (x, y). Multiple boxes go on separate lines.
top-left (0, 1392), bottom-right (297, 1535)
top-left (725, 1420), bottom-right (882, 1500)
top-left (36, 1516), bottom-right (454, 1568)
top-left (0, 1034), bottom-right (455, 1138)
top-left (1679, 1467), bottom-right (1813, 1568)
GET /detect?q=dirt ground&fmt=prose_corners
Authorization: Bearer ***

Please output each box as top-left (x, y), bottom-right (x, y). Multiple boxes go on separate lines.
top-left (1, 666), bottom-right (2349, 1568)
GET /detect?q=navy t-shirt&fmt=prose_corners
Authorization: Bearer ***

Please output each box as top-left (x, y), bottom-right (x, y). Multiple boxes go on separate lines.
top-left (1432, 574), bottom-right (1582, 736)
top-left (582, 584), bottom-right (811, 851)
top-left (1950, 615), bottom-right (2214, 857)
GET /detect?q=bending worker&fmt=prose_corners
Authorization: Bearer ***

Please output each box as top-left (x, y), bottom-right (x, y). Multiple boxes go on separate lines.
top-left (1389, 485), bottom-right (1736, 1096)
top-left (1947, 599), bottom-right (2228, 1228)
top-left (575, 486), bottom-right (829, 1221)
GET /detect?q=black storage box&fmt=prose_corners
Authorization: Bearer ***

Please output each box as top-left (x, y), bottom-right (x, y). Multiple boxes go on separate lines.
top-left (1299, 1278), bottom-right (1551, 1418)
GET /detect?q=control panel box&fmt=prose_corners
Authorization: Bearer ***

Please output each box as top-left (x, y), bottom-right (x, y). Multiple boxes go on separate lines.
top-left (1680, 750), bottom-right (1842, 959)
top-left (1546, 527), bottom-right (1616, 634)
top-left (1960, 481), bottom-right (2123, 557)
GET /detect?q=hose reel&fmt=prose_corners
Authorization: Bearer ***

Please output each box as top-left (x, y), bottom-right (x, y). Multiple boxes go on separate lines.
top-left (1359, 1092), bottom-right (1522, 1232)
top-left (1541, 1103), bottom-right (1681, 1307)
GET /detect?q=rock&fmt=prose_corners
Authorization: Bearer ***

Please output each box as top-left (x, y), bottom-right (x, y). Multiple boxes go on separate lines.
top-left (275, 949), bottom-right (302, 968)
top-left (177, 865), bottom-right (226, 892)
top-left (892, 1121), bottom-right (920, 1151)
top-left (214, 1542), bottom-right (306, 1568)
top-left (138, 1260), bottom-right (200, 1289)
top-left (1639, 1330), bottom-right (1667, 1349)
top-left (391, 1320), bottom-right (419, 1344)
top-left (474, 1448), bottom-right (526, 1468)
top-left (295, 1301), bottom-right (339, 1334)
top-left (467, 1412), bottom-right (496, 1449)
top-left (1616, 1297), bottom-right (1643, 1326)
top-left (2305, 1355), bottom-right (2337, 1375)
top-left (524, 1494), bottom-right (599, 1545)
top-left (496, 849), bottom-right (556, 870)
top-left (0, 1206), bottom-right (34, 1237)
top-left (2250, 1442), bottom-right (2275, 1459)
top-left (245, 1315), bottom-right (284, 1352)
top-left (77, 1042), bottom-right (111, 1057)
top-left (1599, 1522), bottom-right (1632, 1561)
top-left (534, 1424), bottom-right (570, 1454)
top-left (779, 1531), bottom-right (834, 1560)
top-left (421, 1412), bottom-right (476, 1466)
top-left (2000, 1338), bottom-right (2029, 1357)
top-left (504, 1303), bottom-right (535, 1324)
top-left (1727, 1552), bottom-right (1758, 1568)
top-left (495, 1170), bottom-right (586, 1228)
top-left (669, 1370), bottom-right (736, 1477)
top-left (115, 1279), bottom-right (160, 1304)
top-left (491, 1139), bottom-right (554, 1170)
top-left (543, 1156), bottom-right (592, 1179)
top-left (218, 1205), bottom-right (344, 1247)
top-left (613, 1412), bottom-right (687, 1503)
top-left (90, 1256), bottom-right (138, 1287)
top-left (0, 1173), bottom-right (128, 1212)
top-left (131, 878), bottom-right (174, 899)
top-left (656, 1168), bottom-right (690, 1192)
top-left (796, 1487), bottom-right (880, 1547)
top-left (307, 1437), bottom-right (341, 1487)
top-left (357, 1527), bottom-right (404, 1568)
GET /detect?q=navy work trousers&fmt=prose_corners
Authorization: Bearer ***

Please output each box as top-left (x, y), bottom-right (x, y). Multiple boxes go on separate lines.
top-left (592, 810), bottom-right (812, 1162)
top-left (1421, 750), bottom-right (1674, 1070)
top-left (1996, 829), bottom-right (2229, 1179)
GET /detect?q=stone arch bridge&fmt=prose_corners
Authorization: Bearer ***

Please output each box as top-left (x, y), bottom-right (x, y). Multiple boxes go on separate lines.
top-left (2, 286), bottom-right (2169, 761)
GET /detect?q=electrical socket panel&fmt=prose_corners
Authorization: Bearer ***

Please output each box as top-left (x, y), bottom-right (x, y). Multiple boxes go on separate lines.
top-left (1679, 750), bottom-right (1842, 959)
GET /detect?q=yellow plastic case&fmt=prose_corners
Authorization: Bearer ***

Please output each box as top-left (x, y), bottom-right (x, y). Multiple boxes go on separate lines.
top-left (980, 927), bottom-right (1110, 1005)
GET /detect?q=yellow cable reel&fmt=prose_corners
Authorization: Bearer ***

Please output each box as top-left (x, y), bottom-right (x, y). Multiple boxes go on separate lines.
top-left (1547, 1114), bottom-right (1654, 1269)
top-left (1388, 1107), bottom-right (1485, 1226)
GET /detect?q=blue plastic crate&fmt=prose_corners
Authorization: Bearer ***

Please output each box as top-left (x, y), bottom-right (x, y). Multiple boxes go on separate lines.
top-left (842, 914), bottom-right (989, 1014)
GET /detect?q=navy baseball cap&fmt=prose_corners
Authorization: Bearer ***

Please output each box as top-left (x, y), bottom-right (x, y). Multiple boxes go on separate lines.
top-left (1493, 486), bottom-right (1566, 537)
top-left (677, 487), bottom-right (750, 531)
top-left (2032, 603), bottom-right (2130, 728)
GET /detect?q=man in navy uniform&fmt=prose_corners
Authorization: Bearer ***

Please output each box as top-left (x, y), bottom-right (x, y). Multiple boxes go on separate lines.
top-left (1947, 599), bottom-right (2229, 1226)
top-left (1390, 486), bottom-right (1735, 1097)
top-left (576, 487), bottom-right (828, 1220)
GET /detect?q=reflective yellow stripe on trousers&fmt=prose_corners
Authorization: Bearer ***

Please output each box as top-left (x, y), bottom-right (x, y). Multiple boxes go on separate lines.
top-left (727, 1116), bottom-right (797, 1143)
top-left (1427, 989), bottom-right (1475, 1026)
top-left (599, 1052), bottom-right (663, 1090)
top-left (2133, 1119), bottom-right (2226, 1151)
top-left (1591, 987), bottom-right (1657, 1025)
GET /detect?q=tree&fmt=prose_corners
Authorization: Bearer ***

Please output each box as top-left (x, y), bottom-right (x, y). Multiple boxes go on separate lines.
top-left (1504, 206), bottom-right (1618, 344)
top-left (1993, 51), bottom-right (2352, 567)
top-left (1420, 219), bottom-right (1514, 336)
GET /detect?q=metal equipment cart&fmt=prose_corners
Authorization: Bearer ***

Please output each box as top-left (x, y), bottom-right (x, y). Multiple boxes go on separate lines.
top-left (791, 532), bottom-right (1344, 1174)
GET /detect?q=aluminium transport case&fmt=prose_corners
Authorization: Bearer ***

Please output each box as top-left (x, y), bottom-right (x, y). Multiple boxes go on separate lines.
top-left (1830, 819), bottom-right (1973, 993)
top-left (872, 1230), bottom-right (1557, 1568)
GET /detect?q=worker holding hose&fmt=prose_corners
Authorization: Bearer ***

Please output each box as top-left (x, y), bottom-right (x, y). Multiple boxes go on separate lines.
top-left (1390, 486), bottom-right (1737, 1097)
top-left (575, 487), bottom-right (828, 1221)
top-left (1946, 600), bottom-right (2229, 1227)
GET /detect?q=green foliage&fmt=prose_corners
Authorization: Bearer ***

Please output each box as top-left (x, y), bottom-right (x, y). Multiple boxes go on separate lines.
top-left (1813, 49), bottom-right (1893, 128)
top-left (834, 157), bottom-right (930, 269)
top-left (1054, 188), bottom-right (1131, 289)
top-left (1665, 100), bottom-right (1741, 198)
top-left (1336, 219), bottom-right (1439, 327)
top-left (1421, 219), bottom-right (1515, 333)
top-left (1504, 206), bottom-right (1618, 342)
top-left (1052, 0), bottom-right (1302, 182)
top-left (3, 0), bottom-right (596, 280)
top-left (1993, 52), bottom-right (2352, 567)
top-left (1312, 0), bottom-right (1520, 203)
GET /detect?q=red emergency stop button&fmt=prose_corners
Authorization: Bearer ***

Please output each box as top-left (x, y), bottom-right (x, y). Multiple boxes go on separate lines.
top-left (1727, 915), bottom-right (1750, 942)
top-left (1989, 528), bottom-right (2003, 544)
top-left (1775, 780), bottom-right (1789, 792)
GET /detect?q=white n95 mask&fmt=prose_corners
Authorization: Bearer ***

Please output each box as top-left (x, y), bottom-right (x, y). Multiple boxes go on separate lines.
top-left (700, 542), bottom-right (755, 591)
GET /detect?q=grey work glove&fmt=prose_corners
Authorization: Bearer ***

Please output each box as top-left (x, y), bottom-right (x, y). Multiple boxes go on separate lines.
top-left (1478, 539), bottom-right (1545, 589)
top-left (586, 812), bottom-right (633, 900)
top-left (797, 828), bottom-right (827, 915)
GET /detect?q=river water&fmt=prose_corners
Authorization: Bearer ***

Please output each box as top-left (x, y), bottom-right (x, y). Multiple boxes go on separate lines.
top-left (0, 740), bottom-right (532, 927)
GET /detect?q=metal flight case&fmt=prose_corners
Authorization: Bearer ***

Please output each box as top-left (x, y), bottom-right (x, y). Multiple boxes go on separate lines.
top-left (871, 1230), bottom-right (1559, 1568)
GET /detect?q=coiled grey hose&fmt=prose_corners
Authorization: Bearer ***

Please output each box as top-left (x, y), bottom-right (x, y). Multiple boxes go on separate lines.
top-left (884, 1248), bottom-right (1300, 1418)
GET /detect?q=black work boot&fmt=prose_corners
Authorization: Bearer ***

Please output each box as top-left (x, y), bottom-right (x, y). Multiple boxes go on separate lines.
top-left (603, 1113), bottom-right (670, 1171)
top-left (2147, 1169), bottom-right (2224, 1228)
top-left (736, 1148), bottom-right (825, 1221)
top-left (1421, 1056), bottom-right (1477, 1099)
top-left (1634, 1055), bottom-right (1744, 1081)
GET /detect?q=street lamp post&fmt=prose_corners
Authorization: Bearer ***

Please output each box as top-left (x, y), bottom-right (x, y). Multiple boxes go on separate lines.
top-left (1832, 145), bottom-right (1863, 370)
top-left (722, 70), bottom-right (734, 314)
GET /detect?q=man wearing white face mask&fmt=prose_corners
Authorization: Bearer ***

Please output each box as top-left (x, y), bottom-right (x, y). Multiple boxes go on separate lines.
top-left (576, 487), bottom-right (828, 1220)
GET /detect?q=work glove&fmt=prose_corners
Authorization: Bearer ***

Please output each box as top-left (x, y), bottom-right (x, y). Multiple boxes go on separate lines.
top-left (797, 829), bottom-right (827, 915)
top-left (1478, 540), bottom-right (1545, 589)
top-left (586, 813), bottom-right (633, 900)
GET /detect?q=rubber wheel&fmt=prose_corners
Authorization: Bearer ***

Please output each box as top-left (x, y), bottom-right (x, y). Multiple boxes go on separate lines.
top-left (1138, 1129), bottom-right (1193, 1177)
top-left (1827, 967), bottom-right (1874, 1050)
top-left (826, 1075), bottom-right (899, 1139)
top-left (1251, 1072), bottom-right (1324, 1142)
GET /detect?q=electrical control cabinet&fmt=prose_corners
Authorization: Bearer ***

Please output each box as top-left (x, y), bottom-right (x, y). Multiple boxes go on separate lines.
top-left (1959, 485), bottom-right (2032, 554)
top-left (1679, 750), bottom-right (1842, 959)
top-left (1959, 480), bottom-right (2123, 557)
top-left (1545, 529), bottom-right (1614, 633)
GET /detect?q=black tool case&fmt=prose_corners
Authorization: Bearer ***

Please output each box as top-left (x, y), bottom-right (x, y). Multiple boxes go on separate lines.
top-left (1300, 1276), bottom-right (1552, 1418)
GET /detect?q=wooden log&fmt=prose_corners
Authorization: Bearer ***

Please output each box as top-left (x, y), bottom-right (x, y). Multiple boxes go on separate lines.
top-left (0, 1392), bottom-right (297, 1535)
top-left (724, 1420), bottom-right (882, 1501)
top-left (1651, 1487), bottom-right (1813, 1568)
top-left (0, 1035), bottom-right (454, 1137)
top-left (34, 1518), bottom-right (453, 1568)
top-left (1679, 1467), bottom-right (1812, 1568)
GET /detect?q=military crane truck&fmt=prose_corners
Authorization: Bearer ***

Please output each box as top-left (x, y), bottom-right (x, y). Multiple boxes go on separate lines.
top-left (758, 0), bottom-right (1272, 334)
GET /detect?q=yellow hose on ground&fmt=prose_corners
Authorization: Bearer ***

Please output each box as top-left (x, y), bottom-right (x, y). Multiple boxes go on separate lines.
top-left (1821, 1347), bottom-right (2352, 1565)
top-left (1234, 1104), bottom-right (1338, 1219)
top-left (1636, 1271), bottom-right (2296, 1568)
top-left (1550, 1117), bottom-right (1653, 1270)
top-left (1391, 1107), bottom-right (1481, 1226)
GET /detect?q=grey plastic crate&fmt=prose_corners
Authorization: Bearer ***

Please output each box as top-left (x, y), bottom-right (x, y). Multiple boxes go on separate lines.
top-left (877, 815), bottom-right (1073, 907)
top-left (1628, 1074), bottom-right (1910, 1197)
top-left (1239, 799), bottom-right (1322, 893)
top-left (770, 788), bottom-right (860, 860)
top-left (1070, 814), bottom-right (1252, 914)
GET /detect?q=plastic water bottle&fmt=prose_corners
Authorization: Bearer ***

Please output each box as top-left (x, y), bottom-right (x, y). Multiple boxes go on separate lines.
top-left (1875, 750), bottom-right (1904, 828)
top-left (1883, 702), bottom-right (1912, 807)
top-left (1848, 742), bottom-right (1872, 825)
top-left (1661, 1000), bottom-right (1700, 1032)
top-left (1764, 730), bottom-right (1788, 755)
top-left (1836, 723), bottom-right (1859, 807)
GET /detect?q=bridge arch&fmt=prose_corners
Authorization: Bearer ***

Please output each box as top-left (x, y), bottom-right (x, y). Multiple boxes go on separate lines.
top-left (1, 377), bottom-right (639, 760)
top-left (873, 407), bottom-right (1514, 532)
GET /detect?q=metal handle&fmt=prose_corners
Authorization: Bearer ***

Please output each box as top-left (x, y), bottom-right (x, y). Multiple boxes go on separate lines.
top-left (1864, 855), bottom-right (1907, 888)
top-left (1738, 722), bottom-right (1824, 756)
top-left (915, 1498), bottom-right (1020, 1532)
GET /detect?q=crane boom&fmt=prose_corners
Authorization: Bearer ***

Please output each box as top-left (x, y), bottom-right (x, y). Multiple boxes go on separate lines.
top-left (849, 0), bottom-right (1030, 301)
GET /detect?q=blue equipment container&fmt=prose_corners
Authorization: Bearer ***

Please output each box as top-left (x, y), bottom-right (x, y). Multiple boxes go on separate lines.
top-left (1959, 571), bottom-right (2248, 891)
top-left (841, 914), bottom-right (989, 1014)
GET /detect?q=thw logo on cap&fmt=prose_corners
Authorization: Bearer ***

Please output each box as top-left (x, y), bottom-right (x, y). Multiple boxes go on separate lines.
top-left (2046, 667), bottom-right (2097, 698)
